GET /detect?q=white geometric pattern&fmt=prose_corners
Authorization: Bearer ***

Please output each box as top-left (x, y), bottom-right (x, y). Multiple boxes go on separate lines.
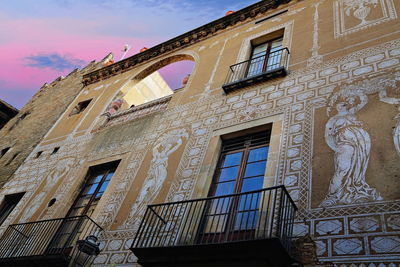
top-left (350, 217), bottom-right (379, 232)
top-left (333, 238), bottom-right (363, 255)
top-left (371, 236), bottom-right (400, 253)
top-left (316, 220), bottom-right (343, 235)
top-left (386, 214), bottom-right (400, 230)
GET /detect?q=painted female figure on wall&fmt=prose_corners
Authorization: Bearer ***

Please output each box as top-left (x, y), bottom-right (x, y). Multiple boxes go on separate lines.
top-left (136, 128), bottom-right (188, 205)
top-left (126, 129), bottom-right (188, 229)
top-left (379, 88), bottom-right (400, 157)
top-left (320, 90), bottom-right (382, 207)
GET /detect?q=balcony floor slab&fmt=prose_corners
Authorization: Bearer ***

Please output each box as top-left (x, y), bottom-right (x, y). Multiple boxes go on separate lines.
top-left (132, 238), bottom-right (294, 267)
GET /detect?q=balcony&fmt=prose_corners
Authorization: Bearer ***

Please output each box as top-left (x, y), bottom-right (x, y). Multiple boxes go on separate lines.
top-left (222, 48), bottom-right (290, 93)
top-left (0, 216), bottom-right (102, 267)
top-left (131, 185), bottom-right (297, 267)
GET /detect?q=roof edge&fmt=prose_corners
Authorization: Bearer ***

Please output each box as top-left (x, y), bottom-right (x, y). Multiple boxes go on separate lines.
top-left (82, 0), bottom-right (293, 86)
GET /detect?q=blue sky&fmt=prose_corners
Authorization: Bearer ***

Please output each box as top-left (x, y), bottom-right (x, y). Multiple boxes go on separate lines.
top-left (0, 0), bottom-right (258, 109)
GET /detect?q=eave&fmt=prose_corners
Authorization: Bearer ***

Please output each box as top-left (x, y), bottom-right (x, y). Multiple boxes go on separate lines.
top-left (82, 0), bottom-right (293, 86)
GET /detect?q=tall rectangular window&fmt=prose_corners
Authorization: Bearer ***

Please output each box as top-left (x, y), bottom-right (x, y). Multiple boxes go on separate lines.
top-left (48, 160), bottom-right (120, 250)
top-left (67, 160), bottom-right (120, 217)
top-left (0, 192), bottom-right (25, 226)
top-left (247, 37), bottom-right (283, 77)
top-left (200, 131), bottom-right (270, 241)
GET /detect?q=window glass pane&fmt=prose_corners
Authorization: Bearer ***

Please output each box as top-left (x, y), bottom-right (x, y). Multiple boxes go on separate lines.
top-left (74, 196), bottom-right (91, 207)
top-left (234, 211), bottom-right (258, 230)
top-left (251, 43), bottom-right (268, 58)
top-left (271, 38), bottom-right (283, 50)
top-left (222, 152), bottom-right (242, 167)
top-left (238, 191), bottom-right (261, 211)
top-left (244, 161), bottom-right (266, 177)
top-left (214, 181), bottom-right (235, 196)
top-left (241, 176), bottom-right (264, 192)
top-left (248, 57), bottom-right (264, 77)
top-left (92, 174), bottom-right (103, 183)
top-left (248, 146), bottom-right (268, 162)
top-left (105, 172), bottom-right (114, 181)
top-left (99, 180), bottom-right (110, 193)
top-left (218, 166), bottom-right (239, 182)
top-left (208, 197), bottom-right (231, 214)
top-left (83, 183), bottom-right (98, 195)
top-left (204, 214), bottom-right (228, 233)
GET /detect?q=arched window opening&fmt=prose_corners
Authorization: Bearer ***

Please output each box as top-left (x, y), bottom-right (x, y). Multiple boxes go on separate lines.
top-left (119, 71), bottom-right (173, 110)
top-left (109, 54), bottom-right (196, 114)
top-left (158, 60), bottom-right (195, 91)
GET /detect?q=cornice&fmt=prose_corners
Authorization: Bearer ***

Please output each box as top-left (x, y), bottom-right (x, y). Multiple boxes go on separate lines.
top-left (82, 0), bottom-right (293, 86)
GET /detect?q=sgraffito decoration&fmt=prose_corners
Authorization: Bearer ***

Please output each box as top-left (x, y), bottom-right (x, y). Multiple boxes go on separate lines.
top-left (334, 0), bottom-right (397, 38)
top-left (321, 86), bottom-right (382, 206)
top-left (318, 74), bottom-right (400, 207)
top-left (19, 157), bottom-right (75, 222)
top-left (124, 129), bottom-right (188, 230)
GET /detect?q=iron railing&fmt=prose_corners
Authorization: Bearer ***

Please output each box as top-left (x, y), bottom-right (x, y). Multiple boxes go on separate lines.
top-left (223, 47), bottom-right (289, 89)
top-left (132, 185), bottom-right (297, 255)
top-left (0, 215), bottom-right (102, 265)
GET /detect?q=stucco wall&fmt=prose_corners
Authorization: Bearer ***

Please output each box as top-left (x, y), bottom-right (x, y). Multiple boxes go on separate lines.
top-left (0, 0), bottom-right (399, 266)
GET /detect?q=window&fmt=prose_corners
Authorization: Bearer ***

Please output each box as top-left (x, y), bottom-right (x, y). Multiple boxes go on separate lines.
top-left (222, 30), bottom-right (288, 93)
top-left (51, 147), bottom-right (60, 155)
top-left (247, 37), bottom-right (283, 77)
top-left (35, 151), bottom-right (43, 158)
top-left (69, 99), bottom-right (92, 116)
top-left (201, 131), bottom-right (270, 238)
top-left (67, 160), bottom-right (120, 217)
top-left (0, 193), bottom-right (25, 226)
top-left (0, 147), bottom-right (10, 159)
top-left (19, 112), bottom-right (30, 120)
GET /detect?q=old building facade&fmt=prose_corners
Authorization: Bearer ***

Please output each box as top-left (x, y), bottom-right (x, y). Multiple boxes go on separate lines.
top-left (0, 56), bottom-right (115, 188)
top-left (0, 0), bottom-right (399, 266)
top-left (0, 100), bottom-right (18, 130)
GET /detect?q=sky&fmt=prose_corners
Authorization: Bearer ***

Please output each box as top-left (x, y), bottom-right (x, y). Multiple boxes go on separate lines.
top-left (0, 0), bottom-right (259, 109)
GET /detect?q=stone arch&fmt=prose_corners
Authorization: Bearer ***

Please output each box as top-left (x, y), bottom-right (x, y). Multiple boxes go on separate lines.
top-left (107, 53), bottom-right (197, 113)
top-left (133, 53), bottom-right (196, 80)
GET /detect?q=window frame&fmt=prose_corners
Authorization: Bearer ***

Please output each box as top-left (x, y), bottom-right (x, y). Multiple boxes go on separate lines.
top-left (66, 160), bottom-right (119, 218)
top-left (246, 36), bottom-right (284, 78)
top-left (0, 192), bottom-right (25, 226)
top-left (199, 131), bottom-right (271, 240)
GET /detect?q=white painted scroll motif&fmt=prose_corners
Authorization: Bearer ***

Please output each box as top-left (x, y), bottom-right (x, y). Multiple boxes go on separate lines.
top-left (124, 129), bottom-right (188, 229)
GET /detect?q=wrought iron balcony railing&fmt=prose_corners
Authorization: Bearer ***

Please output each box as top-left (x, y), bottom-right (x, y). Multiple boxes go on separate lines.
top-left (222, 47), bottom-right (290, 93)
top-left (0, 215), bottom-right (102, 267)
top-left (131, 185), bottom-right (297, 255)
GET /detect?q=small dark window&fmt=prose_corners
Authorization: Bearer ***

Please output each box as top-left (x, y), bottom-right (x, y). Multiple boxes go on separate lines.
top-left (69, 99), bottom-right (92, 116)
top-left (1, 147), bottom-right (10, 159)
top-left (48, 198), bottom-right (56, 207)
top-left (0, 192), bottom-right (25, 226)
top-left (51, 147), bottom-right (60, 155)
top-left (36, 151), bottom-right (43, 158)
top-left (19, 112), bottom-right (30, 120)
top-left (5, 152), bottom-right (19, 166)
